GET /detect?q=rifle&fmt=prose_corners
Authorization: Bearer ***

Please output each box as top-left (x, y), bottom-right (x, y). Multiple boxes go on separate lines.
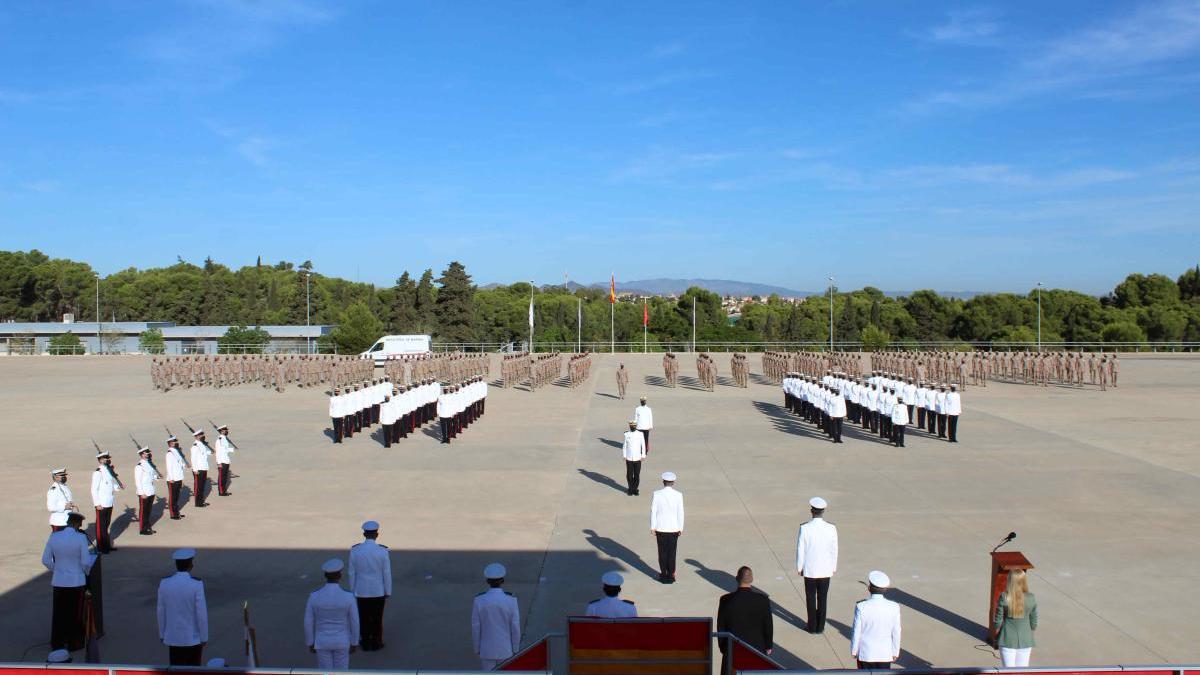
top-left (93, 438), bottom-right (125, 490)
top-left (209, 419), bottom-right (239, 450)
top-left (183, 419), bottom-right (213, 455)
top-left (130, 433), bottom-right (160, 479)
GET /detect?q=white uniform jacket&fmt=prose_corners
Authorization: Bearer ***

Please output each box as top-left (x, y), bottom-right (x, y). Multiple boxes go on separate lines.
top-left (191, 441), bottom-right (212, 472)
top-left (329, 395), bottom-right (341, 419)
top-left (586, 596), bottom-right (638, 618)
top-left (91, 467), bottom-right (119, 508)
top-left (621, 430), bottom-right (646, 461)
top-left (135, 459), bottom-right (159, 497)
top-left (215, 436), bottom-right (235, 465)
top-left (348, 539), bottom-right (392, 598)
top-left (472, 588), bottom-right (520, 660)
top-left (304, 582), bottom-right (360, 650)
top-left (42, 528), bottom-right (95, 587)
top-left (157, 572), bottom-right (209, 647)
top-left (796, 517), bottom-right (838, 578)
top-left (650, 486), bottom-right (684, 533)
top-left (166, 447), bottom-right (187, 482)
top-left (634, 405), bottom-right (654, 431)
top-left (47, 483), bottom-right (74, 523)
top-left (851, 594), bottom-right (902, 663)
top-left (891, 402), bottom-right (909, 426)
top-left (829, 395), bottom-right (847, 419)
top-left (945, 392), bottom-right (962, 416)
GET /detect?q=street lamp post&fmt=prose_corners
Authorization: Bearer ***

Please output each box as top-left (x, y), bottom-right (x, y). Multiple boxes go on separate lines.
top-left (95, 274), bottom-right (100, 355)
top-left (828, 276), bottom-right (834, 352)
top-left (1036, 282), bottom-right (1043, 352)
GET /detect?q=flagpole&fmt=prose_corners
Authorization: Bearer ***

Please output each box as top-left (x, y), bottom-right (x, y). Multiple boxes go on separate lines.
top-left (610, 301), bottom-right (614, 354)
top-left (643, 301), bottom-right (647, 353)
top-left (577, 297), bottom-right (582, 353)
top-left (529, 281), bottom-right (535, 355)
top-left (692, 296), bottom-right (697, 352)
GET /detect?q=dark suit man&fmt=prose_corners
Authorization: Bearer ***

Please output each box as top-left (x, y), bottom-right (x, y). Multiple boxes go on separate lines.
top-left (716, 567), bottom-right (773, 675)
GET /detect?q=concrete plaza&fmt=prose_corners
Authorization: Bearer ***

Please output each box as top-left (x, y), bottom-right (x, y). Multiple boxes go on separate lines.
top-left (1, 352), bottom-right (1198, 671)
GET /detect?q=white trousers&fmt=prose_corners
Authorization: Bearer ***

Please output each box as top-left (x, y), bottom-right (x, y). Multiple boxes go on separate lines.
top-left (316, 647), bottom-right (350, 670)
top-left (480, 658), bottom-right (500, 671)
top-left (1000, 647), bottom-right (1031, 667)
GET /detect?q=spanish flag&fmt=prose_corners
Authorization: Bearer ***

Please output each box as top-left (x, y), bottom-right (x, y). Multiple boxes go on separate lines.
top-left (643, 300), bottom-right (649, 327)
top-left (609, 274), bottom-right (616, 304)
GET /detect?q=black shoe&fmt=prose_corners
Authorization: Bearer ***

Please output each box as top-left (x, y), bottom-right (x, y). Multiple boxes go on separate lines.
top-left (139, 530), bottom-right (152, 536)
top-left (196, 503), bottom-right (208, 508)
top-left (171, 515), bottom-right (182, 520)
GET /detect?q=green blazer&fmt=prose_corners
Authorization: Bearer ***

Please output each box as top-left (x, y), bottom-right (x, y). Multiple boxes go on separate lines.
top-left (993, 592), bottom-right (1037, 649)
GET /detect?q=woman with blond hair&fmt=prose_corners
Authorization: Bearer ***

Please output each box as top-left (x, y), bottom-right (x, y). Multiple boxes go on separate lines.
top-left (993, 569), bottom-right (1038, 666)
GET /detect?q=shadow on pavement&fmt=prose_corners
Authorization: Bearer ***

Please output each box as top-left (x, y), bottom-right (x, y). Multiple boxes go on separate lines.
top-left (576, 469), bottom-right (626, 494)
top-left (582, 528), bottom-right (659, 580)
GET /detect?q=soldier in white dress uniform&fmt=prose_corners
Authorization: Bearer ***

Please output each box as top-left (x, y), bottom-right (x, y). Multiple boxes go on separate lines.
top-left (164, 435), bottom-right (188, 520)
top-left (47, 469), bottom-right (76, 530)
top-left (585, 572), bottom-right (637, 618)
top-left (622, 421), bottom-right (647, 496)
top-left (135, 447), bottom-right (160, 535)
top-left (157, 549), bottom-right (208, 665)
top-left (796, 497), bottom-right (838, 634)
top-left (850, 570), bottom-right (901, 669)
top-left (42, 512), bottom-right (95, 650)
top-left (348, 520), bottom-right (391, 651)
top-left (214, 425), bottom-right (235, 497)
top-left (650, 471), bottom-right (684, 584)
top-left (91, 451), bottom-right (121, 553)
top-left (305, 558), bottom-right (360, 670)
top-left (634, 398), bottom-right (654, 454)
top-left (472, 562), bottom-right (520, 671)
top-left (190, 430), bottom-right (211, 508)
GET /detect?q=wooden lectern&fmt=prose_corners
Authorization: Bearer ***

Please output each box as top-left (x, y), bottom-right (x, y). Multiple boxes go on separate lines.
top-left (989, 551), bottom-right (1033, 646)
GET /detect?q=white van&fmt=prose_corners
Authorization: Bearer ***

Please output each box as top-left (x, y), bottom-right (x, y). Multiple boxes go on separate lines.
top-left (361, 334), bottom-right (431, 365)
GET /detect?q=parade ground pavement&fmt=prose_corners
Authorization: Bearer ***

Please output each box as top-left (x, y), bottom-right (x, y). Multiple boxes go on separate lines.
top-left (1, 353), bottom-right (1198, 671)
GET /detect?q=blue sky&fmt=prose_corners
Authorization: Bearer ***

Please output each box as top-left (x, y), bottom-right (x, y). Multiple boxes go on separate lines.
top-left (2, 0), bottom-right (1198, 294)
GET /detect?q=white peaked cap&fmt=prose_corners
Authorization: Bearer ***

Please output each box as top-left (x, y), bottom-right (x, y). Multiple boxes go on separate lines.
top-left (322, 558), bottom-right (344, 573)
top-left (661, 471), bottom-right (677, 481)
top-left (868, 570), bottom-right (890, 588)
top-left (602, 572), bottom-right (624, 586)
top-left (484, 562), bottom-right (506, 579)
top-left (172, 548), bottom-right (197, 561)
top-left (810, 497), bottom-right (828, 509)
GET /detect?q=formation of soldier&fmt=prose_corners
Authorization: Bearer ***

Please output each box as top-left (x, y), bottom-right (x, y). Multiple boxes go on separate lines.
top-left (729, 353), bottom-right (749, 387)
top-left (695, 353), bottom-right (716, 391)
top-left (661, 352), bottom-right (679, 387)
top-left (403, 352), bottom-right (489, 384)
top-left (872, 350), bottom-right (1120, 391)
top-left (527, 352), bottom-right (564, 390)
top-left (500, 352), bottom-right (529, 388)
top-left (328, 377), bottom-right (437, 445)
top-left (761, 350), bottom-right (862, 383)
top-left (436, 377), bottom-right (488, 443)
top-left (151, 354), bottom-right (370, 392)
top-left (567, 352), bottom-right (593, 388)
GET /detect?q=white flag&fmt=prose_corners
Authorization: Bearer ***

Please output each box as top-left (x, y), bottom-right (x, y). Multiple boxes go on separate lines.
top-left (529, 296), bottom-right (534, 331)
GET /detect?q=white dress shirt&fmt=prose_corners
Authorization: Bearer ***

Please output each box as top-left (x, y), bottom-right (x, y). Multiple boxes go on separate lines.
top-left (166, 447), bottom-right (187, 482)
top-left (945, 392), bottom-right (962, 416)
top-left (47, 483), bottom-right (74, 523)
top-left (851, 594), bottom-right (902, 663)
top-left (796, 517), bottom-right (838, 578)
top-left (471, 588), bottom-right (520, 660)
top-left (157, 572), bottom-right (209, 646)
top-left (650, 486), bottom-right (685, 533)
top-left (135, 459), bottom-right (159, 497)
top-left (348, 539), bottom-right (392, 598)
top-left (42, 528), bottom-right (95, 587)
top-left (304, 582), bottom-right (360, 649)
top-left (634, 405), bottom-right (654, 430)
top-left (586, 596), bottom-right (638, 618)
top-left (622, 430), bottom-right (646, 461)
top-left (215, 435), bottom-right (235, 465)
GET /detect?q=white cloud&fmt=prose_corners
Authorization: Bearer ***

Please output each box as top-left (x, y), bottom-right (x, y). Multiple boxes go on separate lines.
top-left (923, 8), bottom-right (1001, 45)
top-left (909, 0), bottom-right (1200, 113)
top-left (611, 147), bottom-right (739, 183)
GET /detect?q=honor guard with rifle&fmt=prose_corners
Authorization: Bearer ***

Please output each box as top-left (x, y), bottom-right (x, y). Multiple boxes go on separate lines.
top-left (164, 430), bottom-right (189, 520)
top-left (90, 444), bottom-right (123, 553)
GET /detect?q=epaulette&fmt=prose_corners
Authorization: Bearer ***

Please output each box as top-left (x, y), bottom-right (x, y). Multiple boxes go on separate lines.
top-left (476, 591), bottom-right (487, 596)
top-left (351, 542), bottom-right (361, 547)
top-left (380, 544), bottom-right (388, 549)
top-left (587, 598), bottom-right (601, 605)
top-left (504, 591), bottom-right (514, 596)
top-left (622, 599), bottom-right (635, 605)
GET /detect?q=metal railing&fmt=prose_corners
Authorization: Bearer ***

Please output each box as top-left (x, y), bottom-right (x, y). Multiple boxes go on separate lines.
top-left (428, 340), bottom-right (1200, 354)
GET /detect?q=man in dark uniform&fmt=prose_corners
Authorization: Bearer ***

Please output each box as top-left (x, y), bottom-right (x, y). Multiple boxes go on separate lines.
top-left (717, 566), bottom-right (773, 675)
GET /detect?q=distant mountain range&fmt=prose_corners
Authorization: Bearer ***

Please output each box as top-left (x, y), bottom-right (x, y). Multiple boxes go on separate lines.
top-left (500, 278), bottom-right (990, 299)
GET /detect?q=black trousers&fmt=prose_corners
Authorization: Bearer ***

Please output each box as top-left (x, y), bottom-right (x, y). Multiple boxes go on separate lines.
top-left (399, 414), bottom-right (409, 438)
top-left (831, 417), bottom-right (843, 443)
top-left (948, 415), bottom-right (959, 442)
top-left (344, 415), bottom-right (354, 437)
top-left (356, 596), bottom-right (387, 650)
top-left (937, 413), bottom-right (947, 438)
top-left (333, 417), bottom-right (343, 443)
top-left (440, 417), bottom-right (451, 443)
top-left (372, 404), bottom-right (380, 424)
top-left (51, 585), bottom-right (86, 650)
top-left (382, 423), bottom-right (393, 447)
top-left (640, 429), bottom-right (651, 453)
top-left (917, 408), bottom-right (926, 428)
top-left (625, 460), bottom-right (642, 494)
top-left (803, 576), bottom-right (830, 633)
top-left (927, 411), bottom-right (936, 433)
top-left (218, 463), bottom-right (231, 495)
top-left (894, 424), bottom-right (906, 447)
top-left (138, 495), bottom-right (154, 533)
top-left (193, 470), bottom-right (207, 506)
top-left (907, 405), bottom-right (915, 424)
top-left (655, 531), bottom-right (680, 580)
top-left (169, 644), bottom-right (204, 666)
top-left (95, 506), bottom-right (113, 552)
top-left (857, 660), bottom-right (891, 670)
top-left (168, 480), bottom-right (182, 517)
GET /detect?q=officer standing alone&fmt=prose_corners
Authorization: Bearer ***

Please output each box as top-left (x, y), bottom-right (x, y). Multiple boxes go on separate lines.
top-left (621, 421), bottom-right (646, 496)
top-left (305, 558), bottom-right (360, 670)
top-left (157, 549), bottom-right (208, 665)
top-left (850, 571), bottom-right (902, 669)
top-left (348, 520), bottom-right (391, 652)
top-left (796, 497), bottom-right (838, 634)
top-left (472, 563), bottom-right (521, 671)
top-left (650, 471), bottom-right (684, 584)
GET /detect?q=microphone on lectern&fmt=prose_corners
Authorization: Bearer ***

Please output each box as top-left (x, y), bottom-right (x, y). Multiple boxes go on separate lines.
top-left (991, 531), bottom-right (1017, 554)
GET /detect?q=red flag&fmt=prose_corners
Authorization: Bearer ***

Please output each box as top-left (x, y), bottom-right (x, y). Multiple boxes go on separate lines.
top-left (609, 274), bottom-right (616, 304)
top-left (643, 301), bottom-right (649, 327)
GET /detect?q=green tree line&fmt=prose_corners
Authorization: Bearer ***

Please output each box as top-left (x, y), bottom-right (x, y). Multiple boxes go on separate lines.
top-left (3, 250), bottom-right (1199, 350)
